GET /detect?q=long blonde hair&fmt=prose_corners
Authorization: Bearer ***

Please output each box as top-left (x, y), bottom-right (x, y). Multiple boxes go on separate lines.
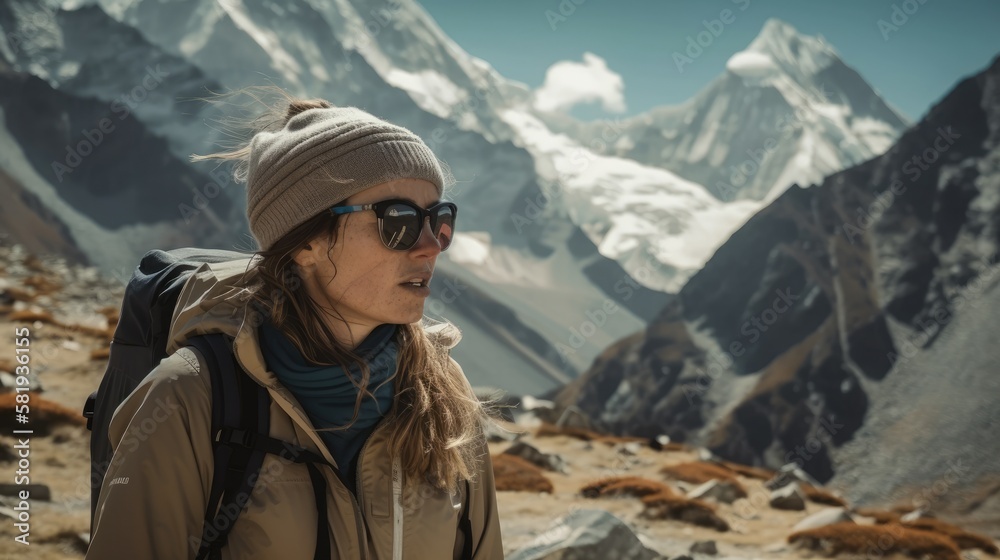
top-left (191, 86), bottom-right (507, 495)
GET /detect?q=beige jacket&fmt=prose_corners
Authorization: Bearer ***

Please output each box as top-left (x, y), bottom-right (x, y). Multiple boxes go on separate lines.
top-left (85, 258), bottom-right (505, 559)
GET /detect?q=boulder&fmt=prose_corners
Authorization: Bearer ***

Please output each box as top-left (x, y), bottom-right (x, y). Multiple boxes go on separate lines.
top-left (508, 509), bottom-right (661, 560)
top-left (769, 482), bottom-right (806, 511)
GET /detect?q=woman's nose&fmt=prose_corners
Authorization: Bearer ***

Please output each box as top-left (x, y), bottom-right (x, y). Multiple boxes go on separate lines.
top-left (410, 217), bottom-right (442, 255)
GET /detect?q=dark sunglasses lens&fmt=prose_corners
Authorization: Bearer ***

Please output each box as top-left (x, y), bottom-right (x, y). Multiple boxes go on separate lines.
top-left (433, 206), bottom-right (455, 251)
top-left (381, 203), bottom-right (421, 250)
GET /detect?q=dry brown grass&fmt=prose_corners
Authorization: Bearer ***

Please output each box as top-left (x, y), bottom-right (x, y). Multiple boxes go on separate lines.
top-left (852, 509), bottom-right (998, 553)
top-left (9, 309), bottom-right (58, 324)
top-left (0, 392), bottom-right (87, 434)
top-left (717, 460), bottom-right (776, 481)
top-left (22, 275), bottom-right (62, 296)
top-left (660, 461), bottom-right (747, 492)
top-left (533, 421), bottom-right (647, 445)
top-left (639, 491), bottom-right (730, 531)
top-left (580, 476), bottom-right (675, 499)
top-left (90, 347), bottom-right (111, 361)
top-left (2, 285), bottom-right (36, 303)
top-left (8, 309), bottom-right (113, 340)
top-left (23, 254), bottom-right (47, 273)
top-left (69, 324), bottom-right (115, 339)
top-left (788, 522), bottom-right (961, 560)
top-left (491, 454), bottom-right (554, 494)
top-left (801, 484), bottom-right (849, 507)
top-left (899, 518), bottom-right (999, 554)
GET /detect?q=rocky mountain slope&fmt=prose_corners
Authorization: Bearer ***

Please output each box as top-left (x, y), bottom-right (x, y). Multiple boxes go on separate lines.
top-left (544, 53), bottom-right (1000, 534)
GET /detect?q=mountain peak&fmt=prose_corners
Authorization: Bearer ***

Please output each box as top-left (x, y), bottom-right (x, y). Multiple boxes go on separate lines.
top-left (743, 18), bottom-right (838, 76)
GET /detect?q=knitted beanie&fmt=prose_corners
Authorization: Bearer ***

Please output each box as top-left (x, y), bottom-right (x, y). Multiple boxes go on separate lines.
top-left (245, 105), bottom-right (445, 252)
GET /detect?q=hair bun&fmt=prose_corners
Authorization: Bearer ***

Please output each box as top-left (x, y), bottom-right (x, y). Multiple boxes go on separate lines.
top-left (285, 98), bottom-right (333, 123)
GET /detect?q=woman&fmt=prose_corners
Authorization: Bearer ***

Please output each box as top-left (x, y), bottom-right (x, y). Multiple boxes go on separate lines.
top-left (85, 92), bottom-right (507, 559)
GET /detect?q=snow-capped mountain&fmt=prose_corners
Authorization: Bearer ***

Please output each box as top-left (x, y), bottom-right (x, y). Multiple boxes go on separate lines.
top-left (536, 19), bottom-right (908, 204)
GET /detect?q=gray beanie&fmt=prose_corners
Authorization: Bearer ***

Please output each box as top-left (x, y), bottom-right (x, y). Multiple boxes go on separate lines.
top-left (245, 105), bottom-right (445, 252)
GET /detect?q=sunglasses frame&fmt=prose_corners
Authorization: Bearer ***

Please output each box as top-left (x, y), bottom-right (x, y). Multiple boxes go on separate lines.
top-left (329, 198), bottom-right (458, 251)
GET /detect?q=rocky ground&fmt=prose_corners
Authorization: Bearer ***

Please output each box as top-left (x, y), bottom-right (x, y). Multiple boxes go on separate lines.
top-left (0, 243), bottom-right (996, 560)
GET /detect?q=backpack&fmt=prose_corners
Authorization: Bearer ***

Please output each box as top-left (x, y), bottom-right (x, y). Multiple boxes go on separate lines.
top-left (82, 247), bottom-right (475, 559)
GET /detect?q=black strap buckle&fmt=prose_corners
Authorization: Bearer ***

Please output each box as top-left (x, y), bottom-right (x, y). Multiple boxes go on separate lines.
top-left (215, 426), bottom-right (256, 448)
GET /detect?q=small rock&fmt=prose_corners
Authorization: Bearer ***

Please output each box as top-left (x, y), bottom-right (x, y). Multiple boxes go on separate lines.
top-left (769, 482), bottom-right (806, 511)
top-left (519, 395), bottom-right (555, 412)
top-left (687, 479), bottom-right (746, 504)
top-left (697, 448), bottom-right (716, 462)
top-left (502, 441), bottom-right (570, 474)
top-left (900, 509), bottom-right (934, 522)
top-left (60, 339), bottom-right (82, 352)
top-left (689, 540), bottom-right (717, 555)
top-left (649, 434), bottom-right (672, 451)
top-left (616, 442), bottom-right (642, 456)
top-left (765, 463), bottom-right (821, 490)
top-left (793, 507), bottom-right (855, 531)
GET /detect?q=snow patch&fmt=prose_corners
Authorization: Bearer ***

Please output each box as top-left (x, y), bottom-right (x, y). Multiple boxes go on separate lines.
top-left (500, 108), bottom-right (763, 291)
top-left (383, 68), bottom-right (467, 119)
top-left (217, 0), bottom-right (302, 83)
top-left (448, 231), bottom-right (491, 265)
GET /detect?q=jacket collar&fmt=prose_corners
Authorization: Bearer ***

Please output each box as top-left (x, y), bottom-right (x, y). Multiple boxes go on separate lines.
top-left (163, 257), bottom-right (332, 461)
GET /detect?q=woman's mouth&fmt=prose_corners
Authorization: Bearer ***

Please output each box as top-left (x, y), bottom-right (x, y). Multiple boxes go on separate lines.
top-left (400, 278), bottom-right (430, 296)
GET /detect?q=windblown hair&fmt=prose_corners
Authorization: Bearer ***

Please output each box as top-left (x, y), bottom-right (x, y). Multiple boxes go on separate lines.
top-left (190, 86), bottom-right (509, 495)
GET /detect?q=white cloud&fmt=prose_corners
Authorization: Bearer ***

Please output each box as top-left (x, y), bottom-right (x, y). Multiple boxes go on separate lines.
top-left (533, 52), bottom-right (626, 114)
top-left (725, 50), bottom-right (779, 80)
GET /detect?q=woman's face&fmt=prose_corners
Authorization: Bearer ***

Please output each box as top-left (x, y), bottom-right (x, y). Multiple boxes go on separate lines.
top-left (293, 178), bottom-right (444, 348)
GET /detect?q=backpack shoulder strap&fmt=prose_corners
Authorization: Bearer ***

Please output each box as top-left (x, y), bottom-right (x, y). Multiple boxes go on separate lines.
top-left (188, 333), bottom-right (271, 560)
top-left (187, 333), bottom-right (334, 560)
top-left (460, 478), bottom-right (474, 560)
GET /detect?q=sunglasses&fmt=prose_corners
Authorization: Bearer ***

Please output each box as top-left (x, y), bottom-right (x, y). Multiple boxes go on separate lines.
top-left (329, 198), bottom-right (457, 251)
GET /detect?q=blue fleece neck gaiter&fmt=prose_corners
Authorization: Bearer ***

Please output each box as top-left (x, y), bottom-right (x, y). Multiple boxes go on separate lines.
top-left (258, 319), bottom-right (399, 489)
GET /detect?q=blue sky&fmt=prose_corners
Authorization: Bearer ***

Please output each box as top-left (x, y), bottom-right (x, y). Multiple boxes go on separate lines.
top-left (418, 0), bottom-right (1000, 123)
